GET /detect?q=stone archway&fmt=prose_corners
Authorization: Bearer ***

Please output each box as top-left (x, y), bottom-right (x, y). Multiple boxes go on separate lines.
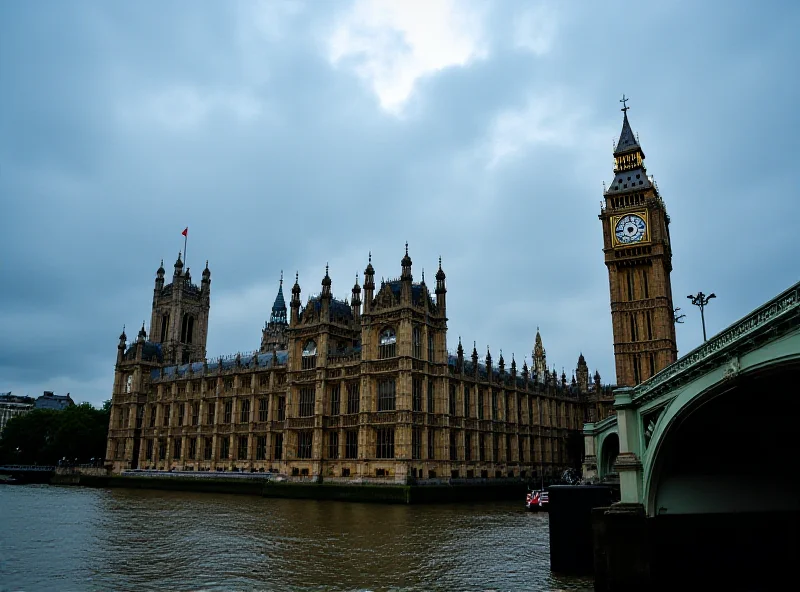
top-left (599, 432), bottom-right (619, 479)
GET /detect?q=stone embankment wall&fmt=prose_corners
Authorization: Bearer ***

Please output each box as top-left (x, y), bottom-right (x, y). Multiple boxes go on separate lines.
top-left (56, 470), bottom-right (527, 504)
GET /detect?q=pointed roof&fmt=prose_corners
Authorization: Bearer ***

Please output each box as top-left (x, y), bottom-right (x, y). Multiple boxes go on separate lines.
top-left (614, 111), bottom-right (640, 155)
top-left (272, 272), bottom-right (286, 313)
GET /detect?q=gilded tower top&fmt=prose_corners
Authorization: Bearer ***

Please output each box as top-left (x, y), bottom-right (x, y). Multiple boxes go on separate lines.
top-left (610, 95), bottom-right (648, 177)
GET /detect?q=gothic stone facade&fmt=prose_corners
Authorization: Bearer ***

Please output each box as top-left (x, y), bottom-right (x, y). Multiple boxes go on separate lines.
top-left (106, 249), bottom-right (613, 482)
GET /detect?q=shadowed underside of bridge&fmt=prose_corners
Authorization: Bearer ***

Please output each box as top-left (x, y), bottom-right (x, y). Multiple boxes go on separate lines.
top-left (648, 362), bottom-right (800, 589)
top-left (584, 282), bottom-right (800, 590)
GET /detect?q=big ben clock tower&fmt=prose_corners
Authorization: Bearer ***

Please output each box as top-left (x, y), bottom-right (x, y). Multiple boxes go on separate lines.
top-left (600, 97), bottom-right (677, 386)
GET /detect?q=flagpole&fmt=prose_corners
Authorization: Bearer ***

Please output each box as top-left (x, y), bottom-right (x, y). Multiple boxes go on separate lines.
top-left (184, 232), bottom-right (188, 272)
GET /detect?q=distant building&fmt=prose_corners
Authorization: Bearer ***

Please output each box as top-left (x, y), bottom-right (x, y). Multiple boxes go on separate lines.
top-left (0, 393), bottom-right (36, 436)
top-left (34, 391), bottom-right (75, 411)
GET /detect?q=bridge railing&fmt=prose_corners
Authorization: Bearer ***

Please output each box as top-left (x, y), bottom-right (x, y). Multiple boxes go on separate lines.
top-left (632, 280), bottom-right (800, 404)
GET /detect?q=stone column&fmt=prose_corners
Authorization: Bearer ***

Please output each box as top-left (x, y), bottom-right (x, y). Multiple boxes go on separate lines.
top-left (613, 388), bottom-right (643, 504)
top-left (582, 423), bottom-right (598, 482)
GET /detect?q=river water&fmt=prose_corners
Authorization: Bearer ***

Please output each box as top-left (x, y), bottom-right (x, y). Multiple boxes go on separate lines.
top-left (0, 484), bottom-right (592, 592)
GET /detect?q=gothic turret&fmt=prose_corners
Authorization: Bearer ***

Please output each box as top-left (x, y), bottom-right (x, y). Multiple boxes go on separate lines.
top-left (576, 353), bottom-right (589, 394)
top-left (202, 260), bottom-right (210, 287)
top-left (173, 252), bottom-right (183, 277)
top-left (261, 272), bottom-right (289, 352)
top-left (363, 253), bottom-right (375, 314)
top-left (155, 260), bottom-right (165, 291)
top-left (435, 257), bottom-right (446, 316)
top-left (533, 328), bottom-right (547, 384)
top-left (401, 242), bottom-right (412, 281)
top-left (117, 325), bottom-right (127, 363)
top-left (351, 273), bottom-right (362, 321)
top-left (290, 272), bottom-right (301, 326)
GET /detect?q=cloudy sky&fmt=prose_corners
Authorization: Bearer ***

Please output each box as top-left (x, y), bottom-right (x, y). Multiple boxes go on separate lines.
top-left (1, 0), bottom-right (798, 407)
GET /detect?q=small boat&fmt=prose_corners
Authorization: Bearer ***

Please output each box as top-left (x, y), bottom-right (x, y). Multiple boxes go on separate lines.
top-left (525, 489), bottom-right (549, 512)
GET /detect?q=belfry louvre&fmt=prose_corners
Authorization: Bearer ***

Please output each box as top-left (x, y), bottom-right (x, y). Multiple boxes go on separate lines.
top-left (106, 246), bottom-right (613, 482)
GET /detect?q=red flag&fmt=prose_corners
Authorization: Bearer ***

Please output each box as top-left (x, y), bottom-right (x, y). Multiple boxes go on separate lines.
top-left (181, 227), bottom-right (188, 237)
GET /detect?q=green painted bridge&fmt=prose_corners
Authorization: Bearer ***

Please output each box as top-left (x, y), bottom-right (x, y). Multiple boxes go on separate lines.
top-left (584, 280), bottom-right (800, 517)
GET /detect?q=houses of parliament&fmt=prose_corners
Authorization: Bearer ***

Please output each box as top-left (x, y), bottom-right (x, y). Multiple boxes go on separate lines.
top-left (105, 104), bottom-right (677, 483)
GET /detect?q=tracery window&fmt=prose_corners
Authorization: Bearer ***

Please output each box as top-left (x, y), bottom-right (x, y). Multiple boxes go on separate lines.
top-left (412, 326), bottom-right (422, 359)
top-left (256, 436), bottom-right (267, 460)
top-left (412, 428), bottom-right (422, 460)
top-left (412, 378), bottom-right (423, 412)
top-left (237, 436), bottom-right (248, 460)
top-left (329, 385), bottom-right (340, 416)
top-left (302, 340), bottom-right (317, 370)
top-left (347, 383), bottom-right (360, 414)
top-left (297, 431), bottom-right (313, 459)
top-left (221, 436), bottom-right (230, 459)
top-left (258, 398), bottom-right (268, 422)
top-left (328, 432), bottom-right (339, 459)
top-left (377, 379), bottom-right (396, 411)
top-left (376, 427), bottom-right (395, 459)
top-left (299, 387), bottom-right (315, 417)
top-left (345, 430), bottom-right (358, 459)
top-left (240, 399), bottom-right (250, 423)
top-left (378, 327), bottom-right (397, 359)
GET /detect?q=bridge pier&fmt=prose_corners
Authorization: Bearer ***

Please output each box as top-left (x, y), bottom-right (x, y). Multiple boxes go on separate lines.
top-left (592, 503), bottom-right (650, 591)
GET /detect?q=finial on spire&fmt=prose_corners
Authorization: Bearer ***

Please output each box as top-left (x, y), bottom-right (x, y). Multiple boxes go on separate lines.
top-left (438, 256), bottom-right (442, 268)
top-left (280, 270), bottom-right (283, 285)
top-left (405, 241), bottom-right (408, 256)
top-left (620, 93), bottom-right (629, 113)
top-left (422, 269), bottom-right (425, 282)
top-left (326, 263), bottom-right (329, 275)
top-left (369, 251), bottom-right (372, 263)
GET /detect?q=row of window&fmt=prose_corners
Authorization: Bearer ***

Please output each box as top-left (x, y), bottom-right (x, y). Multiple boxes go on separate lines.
top-left (130, 385), bottom-right (574, 429)
top-left (138, 397), bottom-right (286, 428)
top-left (131, 430), bottom-right (564, 464)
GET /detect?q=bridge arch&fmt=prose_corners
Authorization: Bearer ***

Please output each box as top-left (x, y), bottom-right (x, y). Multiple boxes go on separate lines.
top-left (598, 431), bottom-right (619, 479)
top-left (644, 360), bottom-right (800, 517)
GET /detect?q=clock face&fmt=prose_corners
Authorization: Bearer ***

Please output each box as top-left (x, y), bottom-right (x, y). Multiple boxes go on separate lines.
top-left (614, 214), bottom-right (647, 244)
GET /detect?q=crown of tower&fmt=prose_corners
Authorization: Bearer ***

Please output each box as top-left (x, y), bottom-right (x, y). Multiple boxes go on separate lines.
top-left (269, 272), bottom-right (287, 325)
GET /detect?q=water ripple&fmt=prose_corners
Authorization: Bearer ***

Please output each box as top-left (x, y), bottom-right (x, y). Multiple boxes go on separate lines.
top-left (0, 485), bottom-right (592, 592)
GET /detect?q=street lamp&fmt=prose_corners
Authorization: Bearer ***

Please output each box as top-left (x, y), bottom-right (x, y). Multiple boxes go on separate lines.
top-left (687, 292), bottom-right (716, 342)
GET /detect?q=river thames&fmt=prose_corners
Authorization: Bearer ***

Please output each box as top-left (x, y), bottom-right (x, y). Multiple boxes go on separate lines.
top-left (0, 484), bottom-right (592, 591)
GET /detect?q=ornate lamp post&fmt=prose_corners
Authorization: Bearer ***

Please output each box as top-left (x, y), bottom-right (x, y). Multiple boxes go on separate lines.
top-left (687, 292), bottom-right (716, 342)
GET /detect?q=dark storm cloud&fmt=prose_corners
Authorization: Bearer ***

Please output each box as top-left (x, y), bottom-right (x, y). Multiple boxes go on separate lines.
top-left (1, 0), bottom-right (798, 405)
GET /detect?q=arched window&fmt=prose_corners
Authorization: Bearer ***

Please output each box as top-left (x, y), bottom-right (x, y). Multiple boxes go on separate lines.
top-left (160, 314), bottom-right (169, 343)
top-left (181, 314), bottom-right (194, 344)
top-left (302, 340), bottom-right (317, 370)
top-left (412, 326), bottom-right (422, 358)
top-left (125, 374), bottom-right (133, 393)
top-left (379, 327), bottom-right (396, 359)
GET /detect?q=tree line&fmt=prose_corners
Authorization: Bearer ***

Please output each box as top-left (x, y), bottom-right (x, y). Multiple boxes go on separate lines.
top-left (0, 401), bottom-right (110, 465)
